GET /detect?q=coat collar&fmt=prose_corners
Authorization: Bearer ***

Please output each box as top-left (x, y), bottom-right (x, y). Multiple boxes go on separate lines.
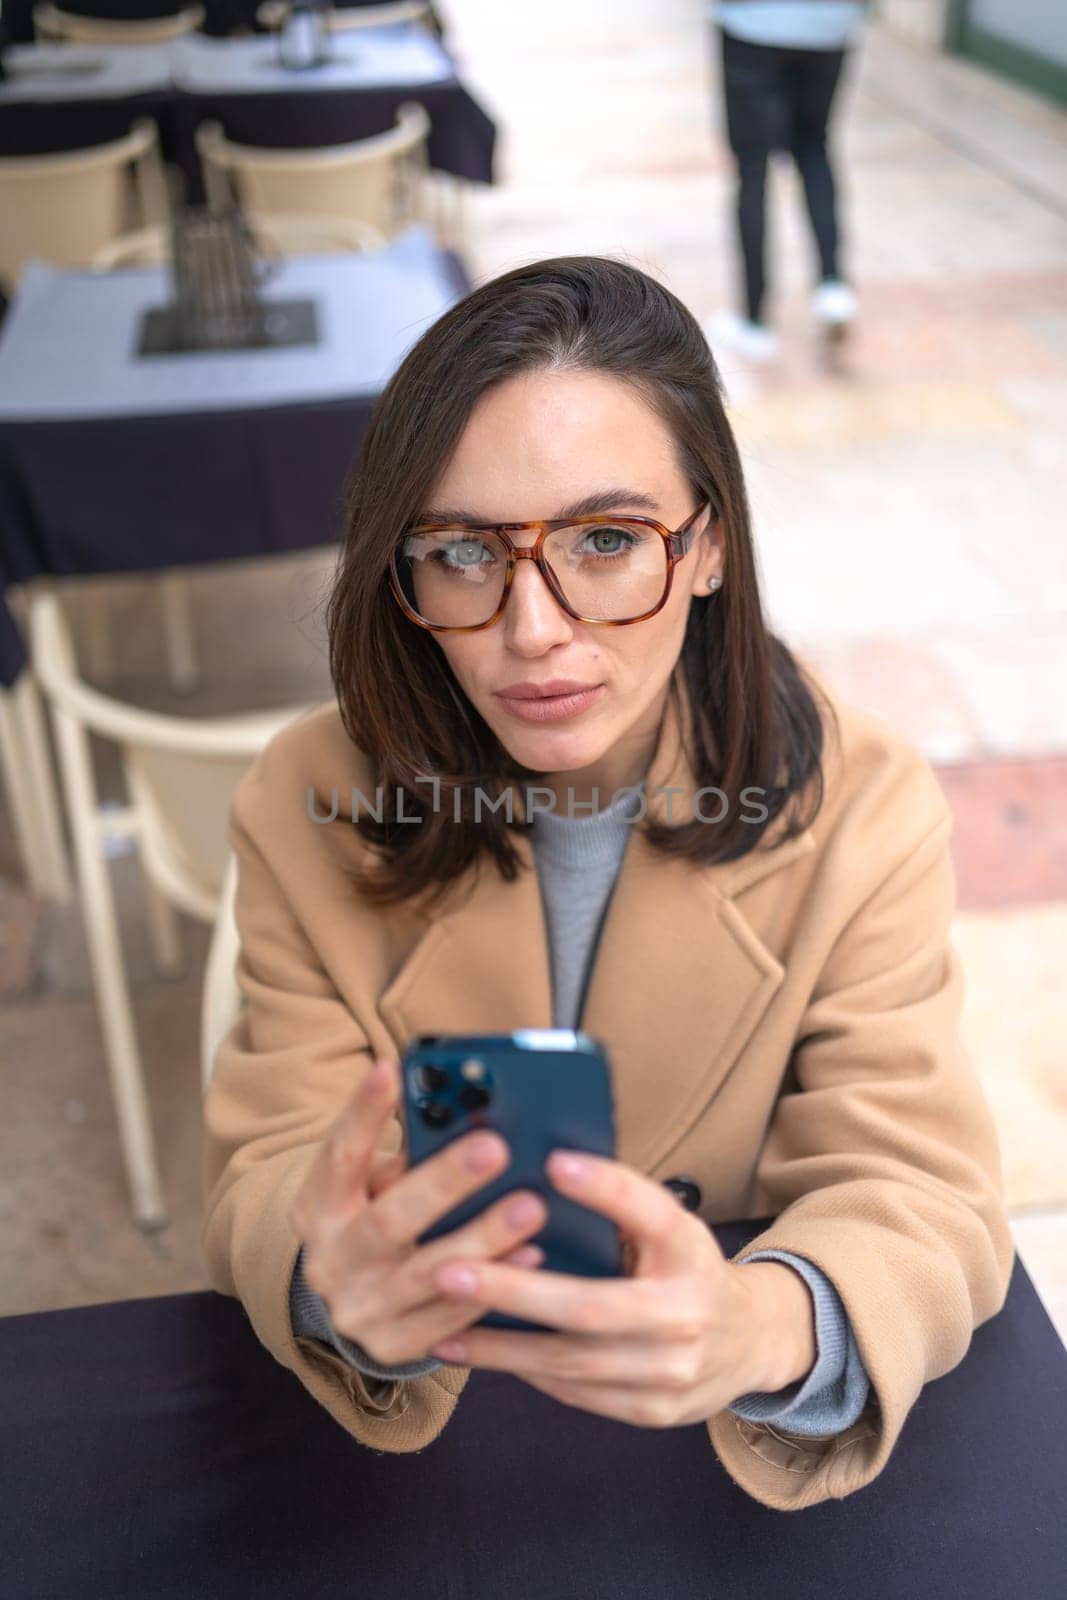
top-left (377, 665), bottom-right (815, 1173)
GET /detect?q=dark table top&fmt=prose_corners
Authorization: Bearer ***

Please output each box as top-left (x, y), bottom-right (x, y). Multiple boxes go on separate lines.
top-left (3, 1217), bottom-right (1066, 1600)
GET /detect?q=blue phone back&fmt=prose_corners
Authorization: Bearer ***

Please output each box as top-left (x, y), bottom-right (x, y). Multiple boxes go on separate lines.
top-left (400, 1030), bottom-right (623, 1333)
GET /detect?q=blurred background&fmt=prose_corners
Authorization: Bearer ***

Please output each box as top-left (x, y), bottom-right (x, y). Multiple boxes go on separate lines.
top-left (1, 1), bottom-right (1064, 1346)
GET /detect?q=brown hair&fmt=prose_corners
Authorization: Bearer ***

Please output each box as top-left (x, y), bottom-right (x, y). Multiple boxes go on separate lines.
top-left (326, 256), bottom-right (835, 909)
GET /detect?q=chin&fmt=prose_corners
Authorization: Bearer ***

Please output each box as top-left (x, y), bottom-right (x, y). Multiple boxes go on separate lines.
top-left (496, 722), bottom-right (609, 775)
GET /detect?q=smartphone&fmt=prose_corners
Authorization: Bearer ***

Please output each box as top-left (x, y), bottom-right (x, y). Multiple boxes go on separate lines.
top-left (399, 1029), bottom-right (624, 1334)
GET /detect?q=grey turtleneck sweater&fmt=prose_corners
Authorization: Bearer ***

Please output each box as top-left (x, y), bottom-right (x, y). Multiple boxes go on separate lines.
top-left (290, 785), bottom-right (871, 1433)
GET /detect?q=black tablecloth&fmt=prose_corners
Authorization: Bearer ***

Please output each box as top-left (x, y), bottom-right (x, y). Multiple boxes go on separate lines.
top-left (3, 1218), bottom-right (1066, 1600)
top-left (0, 250), bottom-right (470, 686)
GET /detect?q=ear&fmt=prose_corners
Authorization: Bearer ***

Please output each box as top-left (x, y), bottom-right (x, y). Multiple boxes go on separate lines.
top-left (689, 511), bottom-right (725, 598)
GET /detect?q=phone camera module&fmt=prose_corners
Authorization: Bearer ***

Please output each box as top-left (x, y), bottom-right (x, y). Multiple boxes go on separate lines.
top-left (458, 1084), bottom-right (491, 1111)
top-left (418, 1100), bottom-right (453, 1129)
top-left (414, 1064), bottom-right (449, 1093)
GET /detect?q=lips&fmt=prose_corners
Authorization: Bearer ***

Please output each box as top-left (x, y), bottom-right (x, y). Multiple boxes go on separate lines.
top-left (492, 681), bottom-right (607, 723)
top-left (494, 679), bottom-right (598, 701)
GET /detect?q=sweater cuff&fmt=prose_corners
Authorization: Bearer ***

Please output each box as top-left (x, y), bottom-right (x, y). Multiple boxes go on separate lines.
top-left (289, 1245), bottom-right (445, 1382)
top-left (727, 1249), bottom-right (871, 1436)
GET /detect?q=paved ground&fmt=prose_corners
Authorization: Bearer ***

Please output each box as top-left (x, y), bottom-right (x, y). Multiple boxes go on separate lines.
top-left (2, 4), bottom-right (1065, 1346)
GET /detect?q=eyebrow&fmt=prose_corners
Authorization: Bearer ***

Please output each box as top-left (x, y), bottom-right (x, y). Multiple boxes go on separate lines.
top-left (417, 488), bottom-right (663, 524)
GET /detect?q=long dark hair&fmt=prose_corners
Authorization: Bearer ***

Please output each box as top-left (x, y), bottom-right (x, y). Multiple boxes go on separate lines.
top-left (326, 256), bottom-right (835, 909)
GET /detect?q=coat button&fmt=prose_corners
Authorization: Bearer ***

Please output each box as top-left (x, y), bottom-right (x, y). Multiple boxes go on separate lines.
top-left (662, 1176), bottom-right (702, 1212)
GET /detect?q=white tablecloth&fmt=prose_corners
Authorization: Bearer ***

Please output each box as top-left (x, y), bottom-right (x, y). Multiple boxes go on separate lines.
top-left (168, 24), bottom-right (454, 95)
top-left (0, 43), bottom-right (172, 103)
top-left (0, 226), bottom-right (460, 420)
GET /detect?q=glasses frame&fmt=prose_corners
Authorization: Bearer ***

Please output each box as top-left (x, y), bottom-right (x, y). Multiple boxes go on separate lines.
top-left (389, 502), bottom-right (710, 633)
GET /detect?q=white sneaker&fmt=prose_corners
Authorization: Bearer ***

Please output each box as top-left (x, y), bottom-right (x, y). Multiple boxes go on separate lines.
top-left (703, 308), bottom-right (780, 365)
top-left (812, 279), bottom-right (857, 329)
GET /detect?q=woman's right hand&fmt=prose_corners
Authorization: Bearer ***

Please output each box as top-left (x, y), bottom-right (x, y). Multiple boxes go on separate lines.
top-left (288, 1056), bottom-right (549, 1368)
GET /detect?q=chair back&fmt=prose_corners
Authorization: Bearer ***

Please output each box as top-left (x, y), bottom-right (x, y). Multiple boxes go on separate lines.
top-left (0, 119), bottom-right (166, 291)
top-left (91, 212), bottom-right (386, 268)
top-left (324, 1), bottom-right (431, 30)
top-left (256, 1), bottom-right (430, 31)
top-left (195, 101), bottom-right (430, 238)
top-left (33, 3), bottom-right (205, 43)
top-left (29, 593), bottom-right (309, 923)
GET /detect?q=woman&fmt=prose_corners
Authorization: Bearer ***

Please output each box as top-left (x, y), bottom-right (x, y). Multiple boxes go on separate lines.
top-left (707, 0), bottom-right (865, 361)
top-left (203, 257), bottom-right (1012, 1513)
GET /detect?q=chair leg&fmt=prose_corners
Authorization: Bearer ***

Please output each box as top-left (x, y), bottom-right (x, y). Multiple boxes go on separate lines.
top-left (145, 872), bottom-right (183, 977)
top-left (160, 572), bottom-right (198, 694)
top-left (51, 703), bottom-right (167, 1231)
top-left (0, 670), bottom-right (74, 904)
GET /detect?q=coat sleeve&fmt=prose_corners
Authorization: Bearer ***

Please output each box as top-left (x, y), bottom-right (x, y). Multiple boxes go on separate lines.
top-left (706, 771), bottom-right (1015, 1511)
top-left (200, 763), bottom-right (469, 1454)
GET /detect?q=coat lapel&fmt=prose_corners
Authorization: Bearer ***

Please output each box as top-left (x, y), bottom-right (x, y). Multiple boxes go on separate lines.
top-left (377, 666), bottom-right (814, 1174)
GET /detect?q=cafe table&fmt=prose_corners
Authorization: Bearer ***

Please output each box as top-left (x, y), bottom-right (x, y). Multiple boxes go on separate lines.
top-left (0, 223), bottom-right (468, 899)
top-left (2, 1218), bottom-right (1065, 1599)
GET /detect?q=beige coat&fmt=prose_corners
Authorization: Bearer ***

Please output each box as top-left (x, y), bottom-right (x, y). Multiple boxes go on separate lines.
top-left (202, 661), bottom-right (1013, 1512)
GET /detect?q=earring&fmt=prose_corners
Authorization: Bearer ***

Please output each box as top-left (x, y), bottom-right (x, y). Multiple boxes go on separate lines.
top-left (706, 575), bottom-right (722, 592)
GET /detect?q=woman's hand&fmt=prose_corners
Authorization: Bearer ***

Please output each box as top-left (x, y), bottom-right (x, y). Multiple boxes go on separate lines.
top-left (288, 1057), bottom-right (551, 1368)
top-left (425, 1150), bottom-right (816, 1428)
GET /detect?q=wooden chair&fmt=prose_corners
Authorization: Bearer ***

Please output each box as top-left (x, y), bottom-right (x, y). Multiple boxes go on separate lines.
top-left (33, 3), bottom-right (205, 43)
top-left (0, 118), bottom-right (167, 292)
top-left (256, 1), bottom-right (430, 33)
top-left (195, 100), bottom-right (431, 240)
top-left (30, 591), bottom-right (311, 1229)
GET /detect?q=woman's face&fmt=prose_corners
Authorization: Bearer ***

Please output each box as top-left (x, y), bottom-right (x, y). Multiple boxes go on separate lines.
top-left (423, 368), bottom-right (724, 802)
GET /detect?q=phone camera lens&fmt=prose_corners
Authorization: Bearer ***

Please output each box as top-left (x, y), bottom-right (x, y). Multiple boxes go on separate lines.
top-left (458, 1084), bottom-right (491, 1111)
top-left (415, 1064), bottom-right (449, 1093)
top-left (418, 1101), bottom-right (453, 1129)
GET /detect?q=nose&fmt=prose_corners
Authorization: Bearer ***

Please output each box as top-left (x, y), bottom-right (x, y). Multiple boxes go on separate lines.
top-left (501, 549), bottom-right (574, 654)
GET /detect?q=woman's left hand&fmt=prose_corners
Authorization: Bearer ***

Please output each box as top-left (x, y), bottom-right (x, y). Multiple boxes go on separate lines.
top-left (426, 1149), bottom-right (799, 1428)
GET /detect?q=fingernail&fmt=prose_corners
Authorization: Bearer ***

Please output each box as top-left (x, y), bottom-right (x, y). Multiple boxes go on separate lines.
top-left (432, 1340), bottom-right (467, 1361)
top-left (506, 1194), bottom-right (542, 1229)
top-left (549, 1152), bottom-right (591, 1184)
top-left (464, 1133), bottom-right (503, 1172)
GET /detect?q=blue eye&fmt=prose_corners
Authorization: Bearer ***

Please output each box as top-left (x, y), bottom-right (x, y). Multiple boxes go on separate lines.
top-left (575, 525), bottom-right (641, 557)
top-left (444, 540), bottom-right (492, 567)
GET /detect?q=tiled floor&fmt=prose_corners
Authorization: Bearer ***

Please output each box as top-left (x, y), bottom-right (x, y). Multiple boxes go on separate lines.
top-left (2, 6), bottom-right (1065, 1351)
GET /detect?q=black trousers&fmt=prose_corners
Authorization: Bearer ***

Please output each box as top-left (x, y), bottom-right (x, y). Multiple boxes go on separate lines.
top-left (719, 27), bottom-right (848, 322)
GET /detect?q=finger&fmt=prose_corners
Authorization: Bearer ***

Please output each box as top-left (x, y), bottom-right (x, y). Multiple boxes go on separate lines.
top-left (431, 1327), bottom-right (689, 1390)
top-left (327, 1193), bottom-right (548, 1359)
top-left (367, 1150), bottom-right (407, 1199)
top-left (328, 1059), bottom-right (399, 1183)
top-left (503, 1244), bottom-right (544, 1268)
top-left (545, 1152), bottom-right (716, 1273)
top-left (365, 1125), bottom-right (512, 1253)
top-left (289, 1060), bottom-right (397, 1235)
top-left (431, 1257), bottom-right (687, 1339)
top-left (331, 1235), bottom-right (547, 1363)
top-left (364, 1185), bottom-right (547, 1320)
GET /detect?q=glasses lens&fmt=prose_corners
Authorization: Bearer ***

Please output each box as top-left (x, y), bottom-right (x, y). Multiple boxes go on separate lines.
top-left (395, 522), bottom-right (669, 626)
top-left (544, 522), bottom-right (668, 621)
top-left (396, 528), bottom-right (509, 627)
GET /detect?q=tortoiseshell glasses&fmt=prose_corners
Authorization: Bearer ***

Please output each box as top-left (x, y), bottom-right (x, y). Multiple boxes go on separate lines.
top-left (390, 503), bottom-right (709, 632)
